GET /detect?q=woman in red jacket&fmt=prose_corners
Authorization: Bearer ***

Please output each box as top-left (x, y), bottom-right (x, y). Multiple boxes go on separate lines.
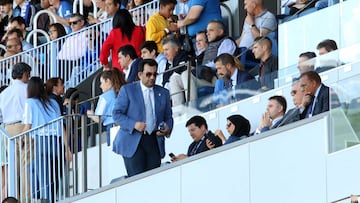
top-left (100, 9), bottom-right (145, 71)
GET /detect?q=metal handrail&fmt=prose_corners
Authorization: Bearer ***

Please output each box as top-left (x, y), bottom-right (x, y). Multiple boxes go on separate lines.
top-left (31, 9), bottom-right (58, 47)
top-left (73, 0), bottom-right (98, 17)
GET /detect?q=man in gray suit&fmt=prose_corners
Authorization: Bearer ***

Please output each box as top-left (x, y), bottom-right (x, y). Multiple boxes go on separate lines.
top-left (112, 59), bottom-right (173, 177)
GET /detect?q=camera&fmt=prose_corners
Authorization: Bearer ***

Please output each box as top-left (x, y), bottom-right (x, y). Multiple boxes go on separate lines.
top-left (158, 121), bottom-right (166, 131)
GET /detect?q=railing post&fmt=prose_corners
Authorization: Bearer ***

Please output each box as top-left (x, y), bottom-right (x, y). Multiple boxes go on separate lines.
top-left (186, 60), bottom-right (191, 105)
top-left (81, 115), bottom-right (88, 193)
top-left (7, 139), bottom-right (16, 197)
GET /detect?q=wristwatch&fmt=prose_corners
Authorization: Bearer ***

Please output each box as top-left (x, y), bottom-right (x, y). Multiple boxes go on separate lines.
top-left (164, 28), bottom-right (170, 34)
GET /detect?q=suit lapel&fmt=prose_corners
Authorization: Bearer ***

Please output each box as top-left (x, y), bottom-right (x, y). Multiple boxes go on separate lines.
top-left (136, 83), bottom-right (146, 119)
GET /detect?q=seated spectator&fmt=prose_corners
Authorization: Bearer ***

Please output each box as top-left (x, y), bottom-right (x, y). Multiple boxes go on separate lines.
top-left (6, 28), bottom-right (33, 51)
top-left (255, 95), bottom-right (287, 134)
top-left (213, 114), bottom-right (251, 145)
top-left (48, 23), bottom-right (67, 41)
top-left (252, 36), bottom-right (278, 91)
top-left (37, 0), bottom-right (50, 33)
top-left (48, 0), bottom-right (73, 33)
top-left (297, 51), bottom-right (316, 74)
top-left (315, 39), bottom-right (339, 73)
top-left (0, 0), bottom-right (13, 40)
top-left (87, 70), bottom-right (126, 146)
top-left (12, 0), bottom-right (35, 31)
top-left (288, 0), bottom-right (317, 15)
top-left (117, 44), bottom-right (141, 83)
top-left (236, 0), bottom-right (277, 49)
top-left (279, 80), bottom-right (304, 125)
top-left (45, 77), bottom-right (65, 115)
top-left (140, 40), bottom-right (167, 86)
top-left (162, 35), bottom-right (197, 106)
top-left (299, 71), bottom-right (330, 119)
top-left (194, 30), bottom-right (207, 65)
top-left (213, 53), bottom-right (258, 106)
top-left (197, 20), bottom-right (237, 82)
top-left (100, 9), bottom-right (145, 71)
top-left (127, 0), bottom-right (150, 10)
top-left (146, 0), bottom-right (178, 53)
top-left (104, 0), bottom-right (120, 19)
top-left (87, 0), bottom-right (108, 24)
top-left (170, 115), bottom-right (222, 162)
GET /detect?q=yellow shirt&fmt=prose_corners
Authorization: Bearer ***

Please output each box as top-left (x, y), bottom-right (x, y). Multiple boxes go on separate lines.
top-left (146, 12), bottom-right (169, 53)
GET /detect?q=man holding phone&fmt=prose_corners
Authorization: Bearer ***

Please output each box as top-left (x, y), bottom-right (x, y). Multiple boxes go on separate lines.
top-left (170, 115), bottom-right (222, 162)
top-left (112, 59), bottom-right (173, 177)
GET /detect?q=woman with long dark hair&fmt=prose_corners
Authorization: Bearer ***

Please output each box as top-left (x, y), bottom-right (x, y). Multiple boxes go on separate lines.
top-left (99, 9), bottom-right (145, 71)
top-left (22, 77), bottom-right (72, 203)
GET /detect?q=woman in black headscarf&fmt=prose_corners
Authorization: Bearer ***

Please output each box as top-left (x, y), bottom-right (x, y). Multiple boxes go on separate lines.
top-left (215, 114), bottom-right (251, 145)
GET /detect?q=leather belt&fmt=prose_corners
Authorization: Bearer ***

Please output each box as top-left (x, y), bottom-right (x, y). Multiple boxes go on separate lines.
top-left (5, 121), bottom-right (21, 126)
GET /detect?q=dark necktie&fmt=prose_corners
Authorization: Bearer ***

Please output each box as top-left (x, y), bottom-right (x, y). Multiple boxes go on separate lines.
top-left (306, 96), bottom-right (315, 118)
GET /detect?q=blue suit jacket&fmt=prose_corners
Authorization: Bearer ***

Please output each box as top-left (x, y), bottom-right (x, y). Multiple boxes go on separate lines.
top-left (112, 82), bottom-right (173, 158)
top-left (126, 58), bottom-right (142, 83)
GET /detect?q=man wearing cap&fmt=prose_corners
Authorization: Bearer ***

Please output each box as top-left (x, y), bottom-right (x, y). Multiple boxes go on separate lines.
top-left (0, 62), bottom-right (31, 201)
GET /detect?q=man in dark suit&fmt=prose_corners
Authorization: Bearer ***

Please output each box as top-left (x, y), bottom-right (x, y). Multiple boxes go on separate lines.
top-left (299, 71), bottom-right (330, 119)
top-left (170, 115), bottom-right (222, 162)
top-left (255, 95), bottom-right (287, 134)
top-left (213, 53), bottom-right (259, 106)
top-left (112, 59), bottom-right (173, 177)
top-left (117, 44), bottom-right (142, 83)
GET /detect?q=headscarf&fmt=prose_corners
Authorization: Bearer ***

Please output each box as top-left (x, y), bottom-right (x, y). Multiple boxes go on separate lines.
top-left (227, 114), bottom-right (250, 137)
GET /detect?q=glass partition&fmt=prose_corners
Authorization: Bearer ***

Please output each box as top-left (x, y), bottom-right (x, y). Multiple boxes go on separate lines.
top-left (329, 69), bottom-right (360, 152)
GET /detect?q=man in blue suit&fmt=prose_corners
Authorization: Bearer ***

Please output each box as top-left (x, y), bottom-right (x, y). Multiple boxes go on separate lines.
top-left (213, 53), bottom-right (259, 106)
top-left (112, 59), bottom-right (173, 177)
top-left (117, 44), bottom-right (142, 83)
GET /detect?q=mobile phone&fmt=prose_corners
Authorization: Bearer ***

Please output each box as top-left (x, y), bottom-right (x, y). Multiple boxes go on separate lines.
top-left (169, 153), bottom-right (175, 158)
top-left (158, 121), bottom-right (166, 131)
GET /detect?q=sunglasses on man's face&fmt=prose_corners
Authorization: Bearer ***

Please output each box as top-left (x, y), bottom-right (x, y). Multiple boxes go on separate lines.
top-left (144, 72), bottom-right (157, 78)
top-left (69, 20), bottom-right (81, 26)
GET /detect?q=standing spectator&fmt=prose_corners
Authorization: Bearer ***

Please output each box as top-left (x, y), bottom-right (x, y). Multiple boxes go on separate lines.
top-left (255, 95), bottom-right (287, 134)
top-left (22, 77), bottom-right (72, 203)
top-left (236, 0), bottom-right (277, 49)
top-left (104, 0), bottom-right (119, 18)
top-left (112, 59), bottom-right (173, 177)
top-left (0, 63), bottom-right (30, 202)
top-left (140, 40), bottom-right (167, 86)
top-left (170, 115), bottom-right (222, 162)
top-left (100, 9), bottom-right (145, 71)
top-left (48, 0), bottom-right (73, 33)
top-left (87, 70), bottom-right (126, 146)
top-left (177, 0), bottom-right (221, 41)
top-left (299, 71), bottom-right (330, 119)
top-left (146, 0), bottom-right (178, 53)
top-left (45, 77), bottom-right (65, 115)
top-left (117, 44), bottom-right (141, 83)
top-left (252, 36), bottom-right (278, 91)
top-left (12, 0), bottom-right (36, 31)
top-left (212, 114), bottom-right (251, 145)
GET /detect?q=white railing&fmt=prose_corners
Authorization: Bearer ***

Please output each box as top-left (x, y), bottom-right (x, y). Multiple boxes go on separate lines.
top-left (129, 0), bottom-right (160, 26)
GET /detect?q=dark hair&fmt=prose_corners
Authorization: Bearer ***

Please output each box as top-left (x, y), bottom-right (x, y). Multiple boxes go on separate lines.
top-left (0, 0), bottom-right (12, 6)
top-left (214, 53), bottom-right (235, 67)
top-left (27, 77), bottom-right (52, 113)
top-left (45, 77), bottom-right (63, 95)
top-left (140, 41), bottom-right (158, 56)
top-left (6, 28), bottom-right (23, 39)
top-left (12, 62), bottom-right (31, 79)
top-left (112, 9), bottom-right (135, 40)
top-left (300, 70), bottom-right (322, 85)
top-left (161, 34), bottom-right (180, 47)
top-left (299, 51), bottom-right (316, 59)
top-left (227, 114), bottom-right (250, 137)
top-left (186, 115), bottom-right (208, 129)
top-left (70, 13), bottom-right (85, 21)
top-left (64, 87), bottom-right (79, 100)
top-left (268, 95), bottom-right (287, 114)
top-left (9, 16), bottom-right (25, 26)
top-left (138, 58), bottom-right (158, 72)
top-left (49, 23), bottom-right (67, 39)
top-left (316, 39), bottom-right (338, 52)
top-left (2, 196), bottom-right (19, 203)
top-left (196, 30), bottom-right (208, 42)
top-left (117, 44), bottom-right (138, 60)
top-left (6, 37), bottom-right (22, 51)
top-left (160, 0), bottom-right (177, 6)
top-left (254, 36), bottom-right (272, 49)
top-left (110, 68), bottom-right (126, 95)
